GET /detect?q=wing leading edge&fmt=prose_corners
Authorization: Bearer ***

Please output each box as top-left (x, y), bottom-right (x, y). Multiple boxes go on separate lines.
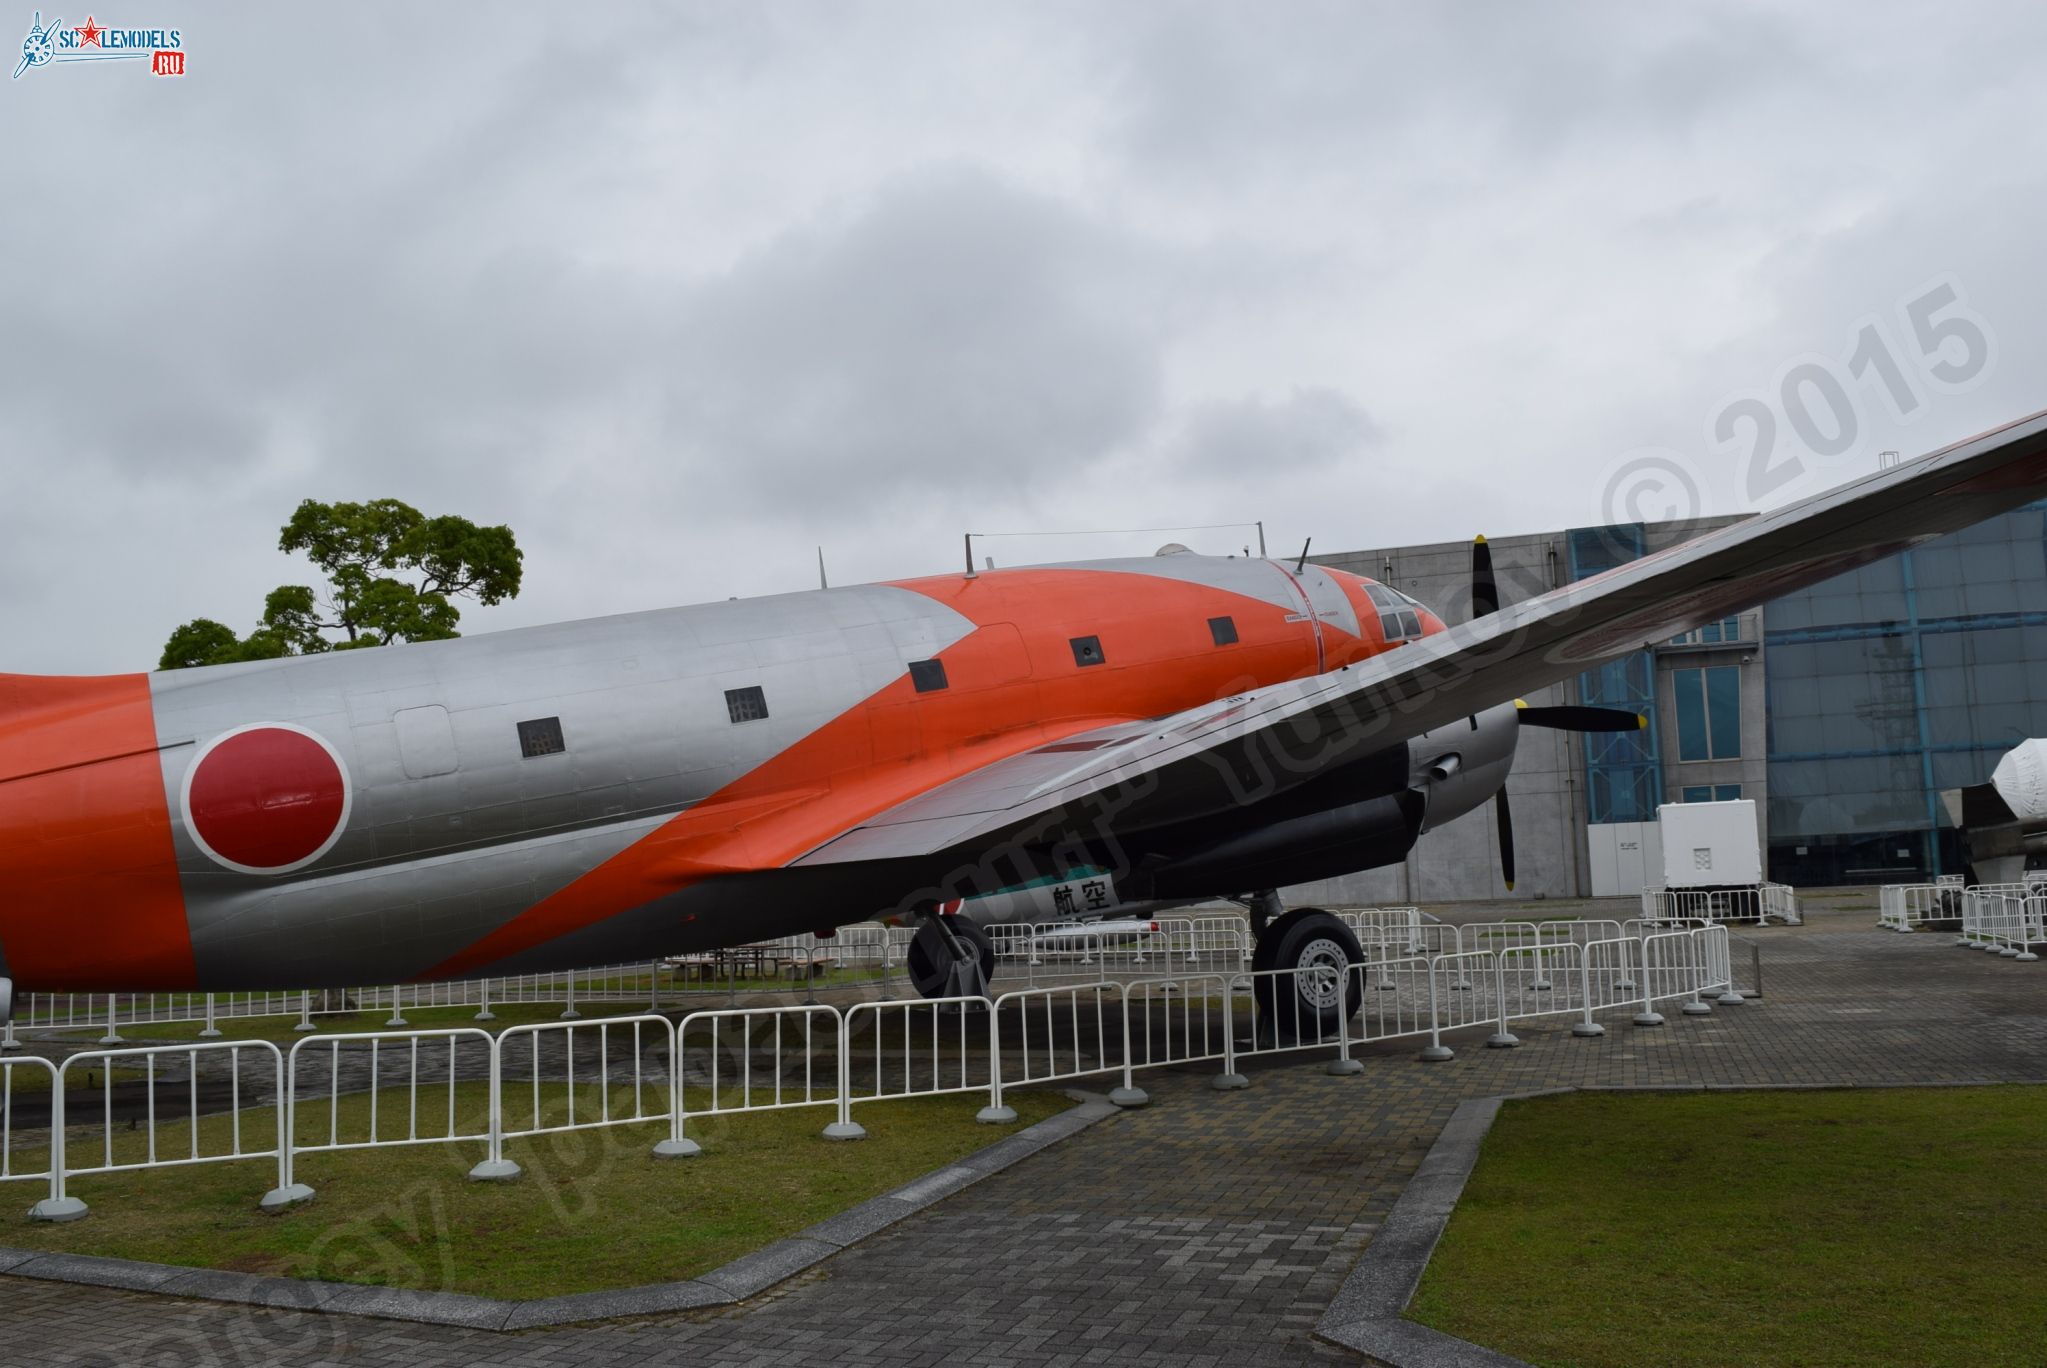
top-left (794, 408), bottom-right (2047, 874)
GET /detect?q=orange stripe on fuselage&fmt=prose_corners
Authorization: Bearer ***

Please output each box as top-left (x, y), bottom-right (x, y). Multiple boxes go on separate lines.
top-left (0, 674), bottom-right (194, 990)
top-left (426, 565), bottom-right (1392, 978)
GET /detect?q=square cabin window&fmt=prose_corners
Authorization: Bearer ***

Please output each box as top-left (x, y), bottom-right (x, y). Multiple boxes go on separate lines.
top-left (517, 716), bottom-right (566, 758)
top-left (725, 686), bottom-right (769, 724)
top-left (1070, 635), bottom-right (1105, 667)
top-left (909, 659), bottom-right (949, 693)
top-left (1208, 616), bottom-right (1238, 646)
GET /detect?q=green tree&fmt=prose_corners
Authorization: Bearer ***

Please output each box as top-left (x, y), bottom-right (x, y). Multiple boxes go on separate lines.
top-left (158, 499), bottom-right (523, 670)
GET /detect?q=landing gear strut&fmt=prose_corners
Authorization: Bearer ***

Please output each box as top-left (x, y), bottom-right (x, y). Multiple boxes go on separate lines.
top-left (1249, 900), bottom-right (1364, 1040)
top-left (908, 914), bottom-right (994, 1001)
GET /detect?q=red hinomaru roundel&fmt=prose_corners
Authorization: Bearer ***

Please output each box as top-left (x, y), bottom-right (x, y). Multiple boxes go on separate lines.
top-left (179, 723), bottom-right (351, 875)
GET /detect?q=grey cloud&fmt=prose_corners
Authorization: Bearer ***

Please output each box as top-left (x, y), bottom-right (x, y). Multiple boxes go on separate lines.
top-left (1173, 387), bottom-right (1382, 478)
top-left (665, 168), bottom-right (1169, 504)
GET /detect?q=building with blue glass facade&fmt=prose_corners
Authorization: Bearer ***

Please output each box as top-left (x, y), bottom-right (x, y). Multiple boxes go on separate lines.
top-left (1291, 500), bottom-right (2047, 904)
top-left (1763, 499), bottom-right (2047, 884)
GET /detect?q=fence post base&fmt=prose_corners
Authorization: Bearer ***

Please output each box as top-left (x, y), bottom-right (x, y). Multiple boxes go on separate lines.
top-left (1323, 1059), bottom-right (1364, 1077)
top-left (652, 1138), bottom-right (701, 1158)
top-left (1419, 1044), bottom-right (1454, 1063)
top-left (1210, 1072), bottom-right (1249, 1091)
top-left (467, 1159), bottom-right (523, 1182)
top-left (260, 1182), bottom-right (316, 1212)
top-left (474, 1009), bottom-right (497, 1022)
top-left (976, 1104), bottom-right (1020, 1124)
top-left (822, 1120), bottom-right (868, 1141)
top-left (1571, 1021), bottom-right (1606, 1038)
top-left (1108, 1085), bottom-right (1151, 1107)
top-left (1682, 1000), bottom-right (1713, 1016)
top-left (1716, 989), bottom-right (1746, 1005)
top-left (1633, 1011), bottom-right (1665, 1027)
top-left (197, 1027), bottom-right (223, 1039)
top-left (2018, 952), bottom-right (2040, 963)
top-left (1485, 1032), bottom-right (1519, 1049)
top-left (27, 1196), bottom-right (87, 1223)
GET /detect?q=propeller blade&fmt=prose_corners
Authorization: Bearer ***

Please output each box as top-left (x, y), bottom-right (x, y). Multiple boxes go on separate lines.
top-left (1494, 786), bottom-right (1515, 892)
top-left (1518, 704), bottom-right (1646, 733)
top-left (1471, 535), bottom-right (1498, 618)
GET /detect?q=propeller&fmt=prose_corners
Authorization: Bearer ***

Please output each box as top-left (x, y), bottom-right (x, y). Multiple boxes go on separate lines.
top-left (1494, 786), bottom-right (1515, 892)
top-left (1466, 537), bottom-right (1516, 890)
top-left (1470, 535), bottom-right (1498, 618)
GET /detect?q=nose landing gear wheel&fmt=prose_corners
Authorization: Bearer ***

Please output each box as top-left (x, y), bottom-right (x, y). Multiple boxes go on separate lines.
top-left (908, 914), bottom-right (995, 1000)
top-left (1252, 909), bottom-right (1365, 1041)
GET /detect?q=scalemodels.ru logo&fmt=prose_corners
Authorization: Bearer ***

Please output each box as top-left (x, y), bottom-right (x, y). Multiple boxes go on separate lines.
top-left (14, 11), bottom-right (185, 80)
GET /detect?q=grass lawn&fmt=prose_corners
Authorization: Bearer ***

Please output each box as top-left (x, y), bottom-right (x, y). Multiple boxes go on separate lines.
top-left (1409, 1087), bottom-right (2047, 1368)
top-left (2, 1080), bottom-right (1067, 1300)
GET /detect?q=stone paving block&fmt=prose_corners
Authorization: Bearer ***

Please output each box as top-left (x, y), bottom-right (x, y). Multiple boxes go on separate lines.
top-left (695, 1238), bottom-right (841, 1300)
top-left (500, 1278), bottom-right (730, 1328)
top-left (10, 1250), bottom-right (190, 1293)
top-left (802, 1194), bottom-right (921, 1248)
top-left (154, 1266), bottom-right (346, 1312)
top-left (313, 1283), bottom-right (515, 1329)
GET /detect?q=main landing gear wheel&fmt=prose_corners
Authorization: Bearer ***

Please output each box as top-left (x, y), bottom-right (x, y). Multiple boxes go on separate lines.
top-left (908, 914), bottom-right (995, 1000)
top-left (1252, 908), bottom-right (1365, 1041)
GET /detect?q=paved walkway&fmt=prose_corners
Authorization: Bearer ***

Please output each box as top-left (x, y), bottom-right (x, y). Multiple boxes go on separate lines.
top-left (3, 913), bottom-right (2042, 1367)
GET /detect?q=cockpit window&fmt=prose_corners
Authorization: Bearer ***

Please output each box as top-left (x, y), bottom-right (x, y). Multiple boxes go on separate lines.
top-left (1365, 583), bottom-right (1424, 641)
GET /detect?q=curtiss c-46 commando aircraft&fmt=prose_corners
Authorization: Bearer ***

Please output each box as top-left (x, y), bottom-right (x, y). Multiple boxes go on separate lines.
top-left (6, 412), bottom-right (2047, 1035)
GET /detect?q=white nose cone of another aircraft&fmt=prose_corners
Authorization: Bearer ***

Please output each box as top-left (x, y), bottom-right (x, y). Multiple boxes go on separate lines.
top-left (1990, 739), bottom-right (2047, 821)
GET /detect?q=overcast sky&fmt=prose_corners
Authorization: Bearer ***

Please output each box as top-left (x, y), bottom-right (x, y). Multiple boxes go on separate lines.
top-left (7, 2), bottom-right (2047, 674)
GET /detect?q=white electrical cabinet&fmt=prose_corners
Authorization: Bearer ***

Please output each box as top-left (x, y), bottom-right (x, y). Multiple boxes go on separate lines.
top-left (1658, 800), bottom-right (1762, 889)
top-left (1589, 821), bottom-right (1663, 897)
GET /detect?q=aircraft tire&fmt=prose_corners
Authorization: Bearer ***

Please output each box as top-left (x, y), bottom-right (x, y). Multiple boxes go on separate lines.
top-left (1253, 909), bottom-right (1364, 1041)
top-left (907, 915), bottom-right (996, 1000)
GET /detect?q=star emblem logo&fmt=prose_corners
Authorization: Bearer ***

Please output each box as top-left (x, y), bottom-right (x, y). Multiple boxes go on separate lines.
top-left (74, 14), bottom-right (100, 46)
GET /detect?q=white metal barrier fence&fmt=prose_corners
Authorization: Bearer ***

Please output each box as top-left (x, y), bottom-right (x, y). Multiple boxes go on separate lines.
top-left (1641, 884), bottom-right (1801, 925)
top-left (8, 925), bottom-right (920, 1039)
top-left (1, 927), bottom-right (1739, 1219)
top-left (1878, 883), bottom-right (1960, 931)
top-left (1956, 886), bottom-right (2044, 961)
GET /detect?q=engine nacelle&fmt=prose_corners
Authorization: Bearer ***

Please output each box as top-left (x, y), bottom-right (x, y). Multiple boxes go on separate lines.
top-left (1404, 701), bottom-right (1520, 834)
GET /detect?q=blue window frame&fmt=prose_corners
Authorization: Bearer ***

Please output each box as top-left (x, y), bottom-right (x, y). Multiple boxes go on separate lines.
top-left (1674, 666), bottom-right (1741, 761)
top-left (1671, 617), bottom-right (1742, 646)
top-left (1681, 784), bottom-right (1743, 802)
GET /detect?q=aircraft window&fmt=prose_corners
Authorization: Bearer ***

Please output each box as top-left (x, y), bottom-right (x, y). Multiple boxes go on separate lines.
top-left (909, 658), bottom-right (949, 693)
top-left (517, 716), bottom-right (566, 757)
top-left (1208, 616), bottom-right (1238, 646)
top-left (725, 686), bottom-right (769, 723)
top-left (1381, 609), bottom-right (1423, 642)
top-left (1069, 635), bottom-right (1105, 667)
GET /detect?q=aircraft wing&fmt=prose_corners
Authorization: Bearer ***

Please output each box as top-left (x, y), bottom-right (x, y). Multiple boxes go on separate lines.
top-left (793, 408), bottom-right (2047, 870)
